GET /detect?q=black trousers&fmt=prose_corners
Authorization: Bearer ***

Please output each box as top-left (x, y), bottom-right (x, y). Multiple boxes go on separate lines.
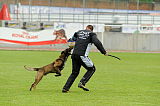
top-left (63, 54), bottom-right (96, 90)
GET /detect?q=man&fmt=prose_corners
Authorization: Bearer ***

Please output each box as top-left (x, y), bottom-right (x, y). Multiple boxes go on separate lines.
top-left (62, 25), bottom-right (108, 93)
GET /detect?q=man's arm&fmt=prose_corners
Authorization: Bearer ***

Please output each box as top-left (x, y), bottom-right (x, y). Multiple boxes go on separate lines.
top-left (71, 32), bottom-right (78, 41)
top-left (68, 32), bottom-right (78, 48)
top-left (91, 33), bottom-right (108, 55)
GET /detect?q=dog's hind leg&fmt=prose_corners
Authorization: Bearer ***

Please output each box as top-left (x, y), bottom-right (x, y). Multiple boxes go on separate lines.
top-left (30, 70), bottom-right (44, 91)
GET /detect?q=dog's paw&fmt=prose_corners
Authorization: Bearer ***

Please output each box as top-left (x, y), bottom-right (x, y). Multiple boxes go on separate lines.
top-left (55, 74), bottom-right (61, 77)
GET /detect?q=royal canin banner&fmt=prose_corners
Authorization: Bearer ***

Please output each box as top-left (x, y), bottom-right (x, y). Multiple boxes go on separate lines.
top-left (0, 27), bottom-right (67, 45)
top-left (0, 23), bottom-right (104, 45)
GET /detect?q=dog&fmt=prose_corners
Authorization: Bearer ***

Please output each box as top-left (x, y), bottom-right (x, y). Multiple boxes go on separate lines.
top-left (24, 47), bottom-right (73, 91)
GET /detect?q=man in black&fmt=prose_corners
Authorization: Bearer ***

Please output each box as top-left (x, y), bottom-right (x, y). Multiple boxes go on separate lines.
top-left (62, 25), bottom-right (108, 93)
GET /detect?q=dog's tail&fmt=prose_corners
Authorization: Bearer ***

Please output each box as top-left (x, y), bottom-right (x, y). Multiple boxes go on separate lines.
top-left (24, 65), bottom-right (39, 71)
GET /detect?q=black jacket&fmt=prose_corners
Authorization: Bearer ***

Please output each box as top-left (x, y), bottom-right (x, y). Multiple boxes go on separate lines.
top-left (71, 29), bottom-right (106, 56)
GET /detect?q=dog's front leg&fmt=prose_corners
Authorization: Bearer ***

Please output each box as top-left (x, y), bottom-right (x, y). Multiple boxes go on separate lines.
top-left (55, 68), bottom-right (61, 77)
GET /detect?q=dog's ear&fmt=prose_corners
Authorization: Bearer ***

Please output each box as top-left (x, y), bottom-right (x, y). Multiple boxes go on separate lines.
top-left (61, 51), bottom-right (65, 54)
top-left (61, 48), bottom-right (70, 54)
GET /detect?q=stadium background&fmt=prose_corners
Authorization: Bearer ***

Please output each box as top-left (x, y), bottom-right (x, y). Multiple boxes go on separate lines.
top-left (0, 0), bottom-right (160, 52)
top-left (0, 1), bottom-right (160, 106)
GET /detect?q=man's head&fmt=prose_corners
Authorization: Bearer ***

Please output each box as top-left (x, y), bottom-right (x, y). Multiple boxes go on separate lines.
top-left (86, 25), bottom-right (94, 31)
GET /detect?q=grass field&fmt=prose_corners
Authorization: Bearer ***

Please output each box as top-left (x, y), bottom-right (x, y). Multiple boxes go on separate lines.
top-left (0, 50), bottom-right (160, 106)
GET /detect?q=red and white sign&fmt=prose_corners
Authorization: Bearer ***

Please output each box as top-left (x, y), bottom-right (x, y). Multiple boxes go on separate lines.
top-left (0, 23), bottom-right (105, 45)
top-left (0, 27), bottom-right (67, 45)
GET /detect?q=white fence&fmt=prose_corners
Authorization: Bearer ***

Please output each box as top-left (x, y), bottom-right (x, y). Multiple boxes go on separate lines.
top-left (8, 4), bottom-right (160, 25)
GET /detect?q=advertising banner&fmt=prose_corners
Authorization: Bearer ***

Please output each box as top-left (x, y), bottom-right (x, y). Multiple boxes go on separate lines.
top-left (0, 23), bottom-right (105, 45)
top-left (122, 24), bottom-right (160, 34)
top-left (54, 23), bottom-right (105, 38)
top-left (0, 27), bottom-right (67, 45)
top-left (122, 25), bottom-right (138, 33)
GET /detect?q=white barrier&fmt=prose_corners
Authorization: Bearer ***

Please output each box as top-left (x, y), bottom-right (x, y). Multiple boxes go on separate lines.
top-left (0, 23), bottom-right (104, 46)
top-left (0, 27), bottom-right (67, 45)
top-left (122, 24), bottom-right (160, 33)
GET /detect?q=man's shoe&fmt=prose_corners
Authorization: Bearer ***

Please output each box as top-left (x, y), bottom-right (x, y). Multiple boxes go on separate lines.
top-left (62, 89), bottom-right (69, 93)
top-left (78, 83), bottom-right (89, 91)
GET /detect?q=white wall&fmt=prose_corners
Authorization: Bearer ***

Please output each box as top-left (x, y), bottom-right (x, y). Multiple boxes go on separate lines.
top-left (101, 32), bottom-right (160, 51)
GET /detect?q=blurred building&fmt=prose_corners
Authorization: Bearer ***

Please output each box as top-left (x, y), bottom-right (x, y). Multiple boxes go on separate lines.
top-left (0, 0), bottom-right (160, 29)
top-left (0, 0), bottom-right (158, 10)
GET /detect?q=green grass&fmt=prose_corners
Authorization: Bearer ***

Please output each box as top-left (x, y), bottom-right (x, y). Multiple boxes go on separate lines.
top-left (0, 50), bottom-right (160, 106)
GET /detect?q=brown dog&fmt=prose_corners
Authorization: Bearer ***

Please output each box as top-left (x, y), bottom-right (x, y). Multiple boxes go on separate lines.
top-left (24, 47), bottom-right (73, 91)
